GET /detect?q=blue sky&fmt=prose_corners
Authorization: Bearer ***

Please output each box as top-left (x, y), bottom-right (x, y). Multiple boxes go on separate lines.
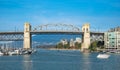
top-left (0, 0), bottom-right (120, 31)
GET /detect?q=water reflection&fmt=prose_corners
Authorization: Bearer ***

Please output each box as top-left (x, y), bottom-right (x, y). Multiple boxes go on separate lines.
top-left (82, 53), bottom-right (91, 70)
top-left (23, 55), bottom-right (33, 70)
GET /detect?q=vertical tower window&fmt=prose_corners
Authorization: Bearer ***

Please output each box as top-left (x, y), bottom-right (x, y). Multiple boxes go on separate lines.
top-left (86, 28), bottom-right (88, 32)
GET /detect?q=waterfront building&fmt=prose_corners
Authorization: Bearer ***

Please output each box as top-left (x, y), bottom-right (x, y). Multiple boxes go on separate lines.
top-left (70, 39), bottom-right (75, 47)
top-left (60, 39), bottom-right (68, 45)
top-left (75, 37), bottom-right (81, 43)
top-left (104, 31), bottom-right (120, 50)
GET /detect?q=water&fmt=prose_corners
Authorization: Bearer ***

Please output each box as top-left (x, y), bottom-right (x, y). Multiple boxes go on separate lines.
top-left (0, 49), bottom-right (120, 70)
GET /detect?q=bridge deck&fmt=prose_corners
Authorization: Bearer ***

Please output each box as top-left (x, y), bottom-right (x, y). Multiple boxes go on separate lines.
top-left (0, 32), bottom-right (24, 34)
top-left (0, 31), bottom-right (104, 35)
top-left (30, 31), bottom-right (83, 35)
top-left (0, 31), bottom-right (104, 41)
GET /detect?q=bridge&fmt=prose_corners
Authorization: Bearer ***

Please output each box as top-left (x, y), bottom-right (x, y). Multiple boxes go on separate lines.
top-left (0, 23), bottom-right (104, 51)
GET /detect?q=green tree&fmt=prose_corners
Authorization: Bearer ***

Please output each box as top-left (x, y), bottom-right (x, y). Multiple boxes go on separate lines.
top-left (89, 41), bottom-right (97, 51)
top-left (56, 43), bottom-right (63, 49)
top-left (75, 42), bottom-right (81, 49)
top-left (78, 43), bottom-right (81, 49)
top-left (64, 44), bottom-right (69, 49)
top-left (97, 41), bottom-right (105, 49)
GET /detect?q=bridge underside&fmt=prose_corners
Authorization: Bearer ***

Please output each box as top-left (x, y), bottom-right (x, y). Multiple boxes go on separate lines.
top-left (90, 33), bottom-right (104, 42)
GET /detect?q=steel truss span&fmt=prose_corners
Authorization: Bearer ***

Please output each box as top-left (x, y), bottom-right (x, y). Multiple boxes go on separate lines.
top-left (0, 34), bottom-right (23, 41)
top-left (33, 23), bottom-right (81, 32)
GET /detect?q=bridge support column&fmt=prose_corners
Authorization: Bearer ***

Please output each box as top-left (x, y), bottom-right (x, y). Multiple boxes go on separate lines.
top-left (81, 24), bottom-right (90, 52)
top-left (24, 22), bottom-right (31, 49)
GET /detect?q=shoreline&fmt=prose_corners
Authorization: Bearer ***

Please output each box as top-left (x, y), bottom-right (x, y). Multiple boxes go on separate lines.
top-left (47, 48), bottom-right (81, 51)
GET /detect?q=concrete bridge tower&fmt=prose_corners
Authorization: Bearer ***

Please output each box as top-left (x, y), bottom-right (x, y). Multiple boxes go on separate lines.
top-left (24, 22), bottom-right (31, 49)
top-left (81, 23), bottom-right (90, 51)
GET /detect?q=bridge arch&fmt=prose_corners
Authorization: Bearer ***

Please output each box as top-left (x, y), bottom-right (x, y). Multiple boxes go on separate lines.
top-left (32, 23), bottom-right (81, 32)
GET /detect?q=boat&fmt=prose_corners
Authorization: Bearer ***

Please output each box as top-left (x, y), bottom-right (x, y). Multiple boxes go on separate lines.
top-left (8, 51), bottom-right (16, 55)
top-left (97, 54), bottom-right (110, 59)
top-left (0, 51), bottom-right (3, 56)
top-left (14, 50), bottom-right (19, 55)
top-left (22, 49), bottom-right (34, 55)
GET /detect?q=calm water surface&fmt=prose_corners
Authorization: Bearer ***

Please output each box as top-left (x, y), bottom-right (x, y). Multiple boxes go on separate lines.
top-left (0, 49), bottom-right (120, 70)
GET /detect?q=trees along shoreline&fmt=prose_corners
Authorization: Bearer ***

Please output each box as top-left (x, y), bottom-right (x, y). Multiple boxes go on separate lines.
top-left (56, 41), bottom-right (104, 52)
top-left (56, 42), bottom-right (81, 49)
top-left (89, 41), bottom-right (104, 52)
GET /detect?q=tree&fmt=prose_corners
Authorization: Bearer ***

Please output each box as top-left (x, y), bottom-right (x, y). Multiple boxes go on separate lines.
top-left (89, 41), bottom-right (97, 51)
top-left (56, 43), bottom-right (63, 49)
top-left (64, 44), bottom-right (69, 49)
top-left (56, 42), bottom-right (70, 49)
top-left (97, 41), bottom-right (104, 49)
top-left (75, 42), bottom-right (81, 49)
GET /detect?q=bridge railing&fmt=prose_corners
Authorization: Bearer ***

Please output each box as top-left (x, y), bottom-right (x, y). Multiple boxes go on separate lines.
top-left (0, 33), bottom-right (23, 41)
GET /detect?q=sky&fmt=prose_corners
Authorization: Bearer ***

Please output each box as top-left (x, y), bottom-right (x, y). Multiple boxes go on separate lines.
top-left (0, 0), bottom-right (120, 32)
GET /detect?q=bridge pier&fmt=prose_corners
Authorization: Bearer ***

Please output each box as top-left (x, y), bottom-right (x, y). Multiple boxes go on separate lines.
top-left (81, 24), bottom-right (90, 52)
top-left (24, 22), bottom-right (31, 49)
